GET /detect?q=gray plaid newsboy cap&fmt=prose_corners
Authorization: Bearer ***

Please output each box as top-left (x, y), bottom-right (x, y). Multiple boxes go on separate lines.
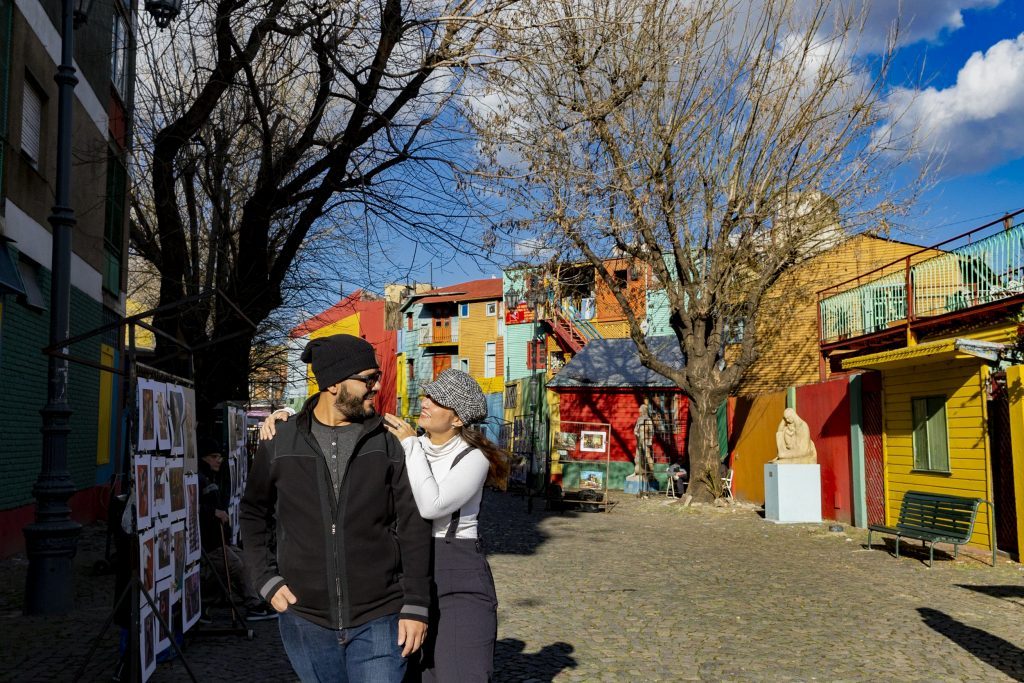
top-left (421, 369), bottom-right (488, 425)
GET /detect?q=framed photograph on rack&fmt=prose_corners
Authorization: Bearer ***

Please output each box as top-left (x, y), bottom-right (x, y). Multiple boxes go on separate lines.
top-left (182, 387), bottom-right (198, 472)
top-left (134, 453), bottom-right (151, 530)
top-left (184, 473), bottom-right (201, 564)
top-left (141, 604), bottom-right (156, 682)
top-left (579, 430), bottom-right (608, 453)
top-left (168, 459), bottom-right (185, 521)
top-left (154, 382), bottom-right (171, 451)
top-left (155, 522), bottom-right (173, 581)
top-left (151, 457), bottom-right (170, 519)
top-left (168, 384), bottom-right (185, 456)
top-left (182, 563), bottom-right (201, 632)
top-left (139, 527), bottom-right (155, 607)
top-left (155, 577), bottom-right (171, 653)
top-left (580, 469), bottom-right (604, 490)
top-left (171, 520), bottom-right (186, 600)
top-left (137, 380), bottom-right (157, 452)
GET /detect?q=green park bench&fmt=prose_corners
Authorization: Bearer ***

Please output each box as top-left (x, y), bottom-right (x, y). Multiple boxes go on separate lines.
top-left (867, 491), bottom-right (987, 568)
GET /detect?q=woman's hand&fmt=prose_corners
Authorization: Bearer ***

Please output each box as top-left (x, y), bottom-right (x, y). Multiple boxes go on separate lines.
top-left (383, 413), bottom-right (417, 441)
top-left (259, 409), bottom-right (292, 441)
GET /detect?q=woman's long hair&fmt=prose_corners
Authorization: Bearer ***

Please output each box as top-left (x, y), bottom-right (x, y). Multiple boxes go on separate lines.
top-left (459, 425), bottom-right (511, 491)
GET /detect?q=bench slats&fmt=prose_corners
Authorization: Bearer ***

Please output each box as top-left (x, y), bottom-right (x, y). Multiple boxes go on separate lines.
top-left (866, 491), bottom-right (982, 567)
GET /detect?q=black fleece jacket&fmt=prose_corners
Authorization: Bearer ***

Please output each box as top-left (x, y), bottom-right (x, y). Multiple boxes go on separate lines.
top-left (240, 395), bottom-right (432, 629)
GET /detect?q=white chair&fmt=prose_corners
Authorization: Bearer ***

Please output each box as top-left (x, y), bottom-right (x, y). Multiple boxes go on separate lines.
top-left (722, 468), bottom-right (734, 499)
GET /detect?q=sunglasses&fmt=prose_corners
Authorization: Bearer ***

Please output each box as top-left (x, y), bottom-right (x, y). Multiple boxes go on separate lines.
top-left (347, 370), bottom-right (382, 389)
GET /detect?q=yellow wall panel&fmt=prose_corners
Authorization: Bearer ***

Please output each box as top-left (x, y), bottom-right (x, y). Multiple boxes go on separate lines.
top-left (730, 391), bottom-right (787, 505)
top-left (305, 314), bottom-right (361, 395)
top-left (458, 300), bottom-right (501, 382)
top-left (881, 359), bottom-right (992, 550)
top-left (96, 344), bottom-right (115, 465)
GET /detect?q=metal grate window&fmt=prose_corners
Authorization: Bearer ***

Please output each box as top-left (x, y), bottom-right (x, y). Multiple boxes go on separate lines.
top-left (110, 10), bottom-right (130, 97)
top-left (504, 384), bottom-right (518, 409)
top-left (21, 79), bottom-right (42, 166)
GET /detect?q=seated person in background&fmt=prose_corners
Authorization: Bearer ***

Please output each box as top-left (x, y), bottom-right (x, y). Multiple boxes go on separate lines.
top-left (197, 437), bottom-right (276, 622)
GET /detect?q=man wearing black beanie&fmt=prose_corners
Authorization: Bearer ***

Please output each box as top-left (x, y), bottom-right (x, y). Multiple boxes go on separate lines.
top-left (241, 334), bottom-right (431, 682)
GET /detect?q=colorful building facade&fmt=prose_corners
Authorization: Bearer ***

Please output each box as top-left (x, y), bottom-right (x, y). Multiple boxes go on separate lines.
top-left (0, 0), bottom-right (134, 557)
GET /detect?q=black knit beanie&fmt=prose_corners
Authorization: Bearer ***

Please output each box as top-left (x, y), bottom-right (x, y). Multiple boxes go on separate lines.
top-left (301, 334), bottom-right (379, 390)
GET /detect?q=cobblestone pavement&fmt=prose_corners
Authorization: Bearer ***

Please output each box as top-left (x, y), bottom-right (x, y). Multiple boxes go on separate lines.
top-left (2, 492), bottom-right (1023, 681)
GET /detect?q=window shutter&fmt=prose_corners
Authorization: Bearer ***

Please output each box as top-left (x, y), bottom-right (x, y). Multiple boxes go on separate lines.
top-left (911, 398), bottom-right (929, 470)
top-left (21, 82), bottom-right (42, 165)
top-left (926, 397), bottom-right (949, 471)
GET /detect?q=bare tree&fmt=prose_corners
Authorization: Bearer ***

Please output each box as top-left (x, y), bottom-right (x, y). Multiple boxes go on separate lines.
top-left (130, 0), bottom-right (516, 416)
top-left (470, 0), bottom-right (924, 500)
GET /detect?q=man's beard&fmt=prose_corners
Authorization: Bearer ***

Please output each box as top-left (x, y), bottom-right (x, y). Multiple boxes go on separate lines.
top-left (335, 385), bottom-right (376, 421)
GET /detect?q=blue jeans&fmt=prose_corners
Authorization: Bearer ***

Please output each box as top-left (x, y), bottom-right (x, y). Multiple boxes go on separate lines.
top-left (277, 610), bottom-right (406, 683)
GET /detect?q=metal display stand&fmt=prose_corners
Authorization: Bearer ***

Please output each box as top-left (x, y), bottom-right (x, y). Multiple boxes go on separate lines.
top-left (49, 292), bottom-right (256, 681)
top-left (548, 421), bottom-right (613, 512)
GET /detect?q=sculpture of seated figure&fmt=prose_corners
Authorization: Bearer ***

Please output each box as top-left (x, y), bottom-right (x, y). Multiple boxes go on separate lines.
top-left (771, 408), bottom-right (817, 465)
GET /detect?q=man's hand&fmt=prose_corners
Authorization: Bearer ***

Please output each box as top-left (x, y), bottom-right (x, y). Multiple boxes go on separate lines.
top-left (270, 585), bottom-right (298, 613)
top-left (259, 409), bottom-right (291, 441)
top-left (397, 619), bottom-right (427, 657)
top-left (214, 509), bottom-right (229, 524)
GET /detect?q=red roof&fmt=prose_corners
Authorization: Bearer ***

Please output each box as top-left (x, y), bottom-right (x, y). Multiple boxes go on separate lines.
top-left (409, 278), bottom-right (503, 307)
top-left (290, 290), bottom-right (382, 338)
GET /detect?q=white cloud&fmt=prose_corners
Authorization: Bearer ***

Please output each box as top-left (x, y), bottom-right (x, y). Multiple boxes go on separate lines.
top-left (879, 32), bottom-right (1024, 176)
top-left (839, 0), bottom-right (1001, 53)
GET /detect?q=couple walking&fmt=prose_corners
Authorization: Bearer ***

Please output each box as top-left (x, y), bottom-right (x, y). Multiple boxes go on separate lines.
top-left (240, 333), bottom-right (507, 682)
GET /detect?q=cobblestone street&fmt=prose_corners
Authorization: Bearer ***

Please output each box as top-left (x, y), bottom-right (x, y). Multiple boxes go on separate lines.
top-left (2, 491), bottom-right (1023, 681)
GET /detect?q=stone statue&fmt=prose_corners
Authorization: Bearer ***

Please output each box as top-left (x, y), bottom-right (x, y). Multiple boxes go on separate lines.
top-left (633, 404), bottom-right (656, 478)
top-left (771, 408), bottom-right (817, 465)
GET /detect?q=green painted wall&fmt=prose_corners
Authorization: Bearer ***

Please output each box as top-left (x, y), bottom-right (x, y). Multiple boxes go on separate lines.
top-left (0, 264), bottom-right (107, 509)
top-left (559, 461), bottom-right (674, 492)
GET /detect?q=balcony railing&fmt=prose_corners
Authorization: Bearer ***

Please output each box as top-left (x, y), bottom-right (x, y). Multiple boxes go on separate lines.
top-left (419, 325), bottom-right (458, 344)
top-left (819, 210), bottom-right (1024, 343)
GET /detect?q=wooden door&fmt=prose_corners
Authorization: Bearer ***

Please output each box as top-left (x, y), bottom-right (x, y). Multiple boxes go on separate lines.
top-left (432, 354), bottom-right (451, 379)
top-left (433, 316), bottom-right (451, 343)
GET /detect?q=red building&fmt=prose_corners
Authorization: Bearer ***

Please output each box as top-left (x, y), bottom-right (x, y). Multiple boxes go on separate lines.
top-left (548, 337), bottom-right (689, 490)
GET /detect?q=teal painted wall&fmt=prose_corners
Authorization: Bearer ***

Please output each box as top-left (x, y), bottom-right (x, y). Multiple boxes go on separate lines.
top-left (0, 263), bottom-right (109, 509)
top-left (644, 254), bottom-right (679, 337)
top-left (504, 324), bottom-right (536, 381)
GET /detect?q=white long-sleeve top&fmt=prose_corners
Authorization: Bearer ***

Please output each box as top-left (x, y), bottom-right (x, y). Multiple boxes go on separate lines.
top-left (401, 434), bottom-right (489, 539)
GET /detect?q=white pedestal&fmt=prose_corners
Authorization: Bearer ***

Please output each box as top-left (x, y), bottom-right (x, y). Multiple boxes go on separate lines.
top-left (764, 463), bottom-right (822, 523)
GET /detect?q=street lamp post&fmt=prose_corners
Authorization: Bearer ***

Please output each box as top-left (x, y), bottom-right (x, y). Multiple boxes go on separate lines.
top-left (23, 0), bottom-right (182, 616)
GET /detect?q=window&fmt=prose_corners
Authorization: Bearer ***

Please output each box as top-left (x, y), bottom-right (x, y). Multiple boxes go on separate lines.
top-left (17, 256), bottom-right (46, 311)
top-left (460, 358), bottom-right (469, 372)
top-left (21, 79), bottom-right (43, 167)
top-left (110, 11), bottom-right (129, 97)
top-left (526, 339), bottom-right (546, 370)
top-left (486, 302), bottom-right (497, 316)
top-left (912, 396), bottom-right (949, 472)
top-left (396, 397), bottom-right (402, 415)
top-left (460, 303), bottom-right (469, 317)
top-left (406, 313), bottom-right (413, 331)
top-left (504, 384), bottom-right (518, 408)
top-left (407, 359), bottom-right (414, 379)
top-left (485, 342), bottom-right (496, 378)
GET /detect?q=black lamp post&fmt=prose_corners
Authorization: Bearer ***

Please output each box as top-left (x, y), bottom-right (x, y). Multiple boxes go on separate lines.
top-left (23, 0), bottom-right (182, 616)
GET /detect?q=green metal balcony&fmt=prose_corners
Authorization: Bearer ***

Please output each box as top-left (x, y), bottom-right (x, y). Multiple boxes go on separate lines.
top-left (819, 211), bottom-right (1024, 344)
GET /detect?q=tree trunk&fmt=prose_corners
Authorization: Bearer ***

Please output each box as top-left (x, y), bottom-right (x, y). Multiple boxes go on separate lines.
top-left (686, 392), bottom-right (724, 502)
top-left (193, 330), bottom-right (254, 421)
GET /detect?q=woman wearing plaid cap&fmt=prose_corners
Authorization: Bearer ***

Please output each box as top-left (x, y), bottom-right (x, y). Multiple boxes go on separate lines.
top-left (382, 368), bottom-right (508, 682)
top-left (262, 369), bottom-right (508, 681)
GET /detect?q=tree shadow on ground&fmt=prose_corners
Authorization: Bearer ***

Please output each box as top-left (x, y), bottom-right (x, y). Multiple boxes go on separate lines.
top-left (957, 584), bottom-right (1024, 605)
top-left (918, 607), bottom-right (1024, 681)
top-left (482, 490), bottom-right (585, 556)
top-left (493, 638), bottom-right (577, 682)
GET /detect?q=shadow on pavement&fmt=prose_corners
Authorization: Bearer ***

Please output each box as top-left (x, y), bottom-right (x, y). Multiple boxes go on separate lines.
top-left (917, 607), bottom-right (1024, 681)
top-left (865, 538), bottom-right (955, 566)
top-left (481, 490), bottom-right (569, 556)
top-left (957, 584), bottom-right (1024, 604)
top-left (493, 638), bottom-right (577, 682)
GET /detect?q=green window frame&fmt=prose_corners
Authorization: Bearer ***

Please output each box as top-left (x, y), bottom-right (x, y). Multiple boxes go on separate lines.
top-left (911, 395), bottom-right (950, 473)
top-left (103, 155), bottom-right (127, 294)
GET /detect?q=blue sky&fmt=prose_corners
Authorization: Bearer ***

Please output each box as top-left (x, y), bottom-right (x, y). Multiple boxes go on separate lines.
top-left (336, 0), bottom-right (1024, 298)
